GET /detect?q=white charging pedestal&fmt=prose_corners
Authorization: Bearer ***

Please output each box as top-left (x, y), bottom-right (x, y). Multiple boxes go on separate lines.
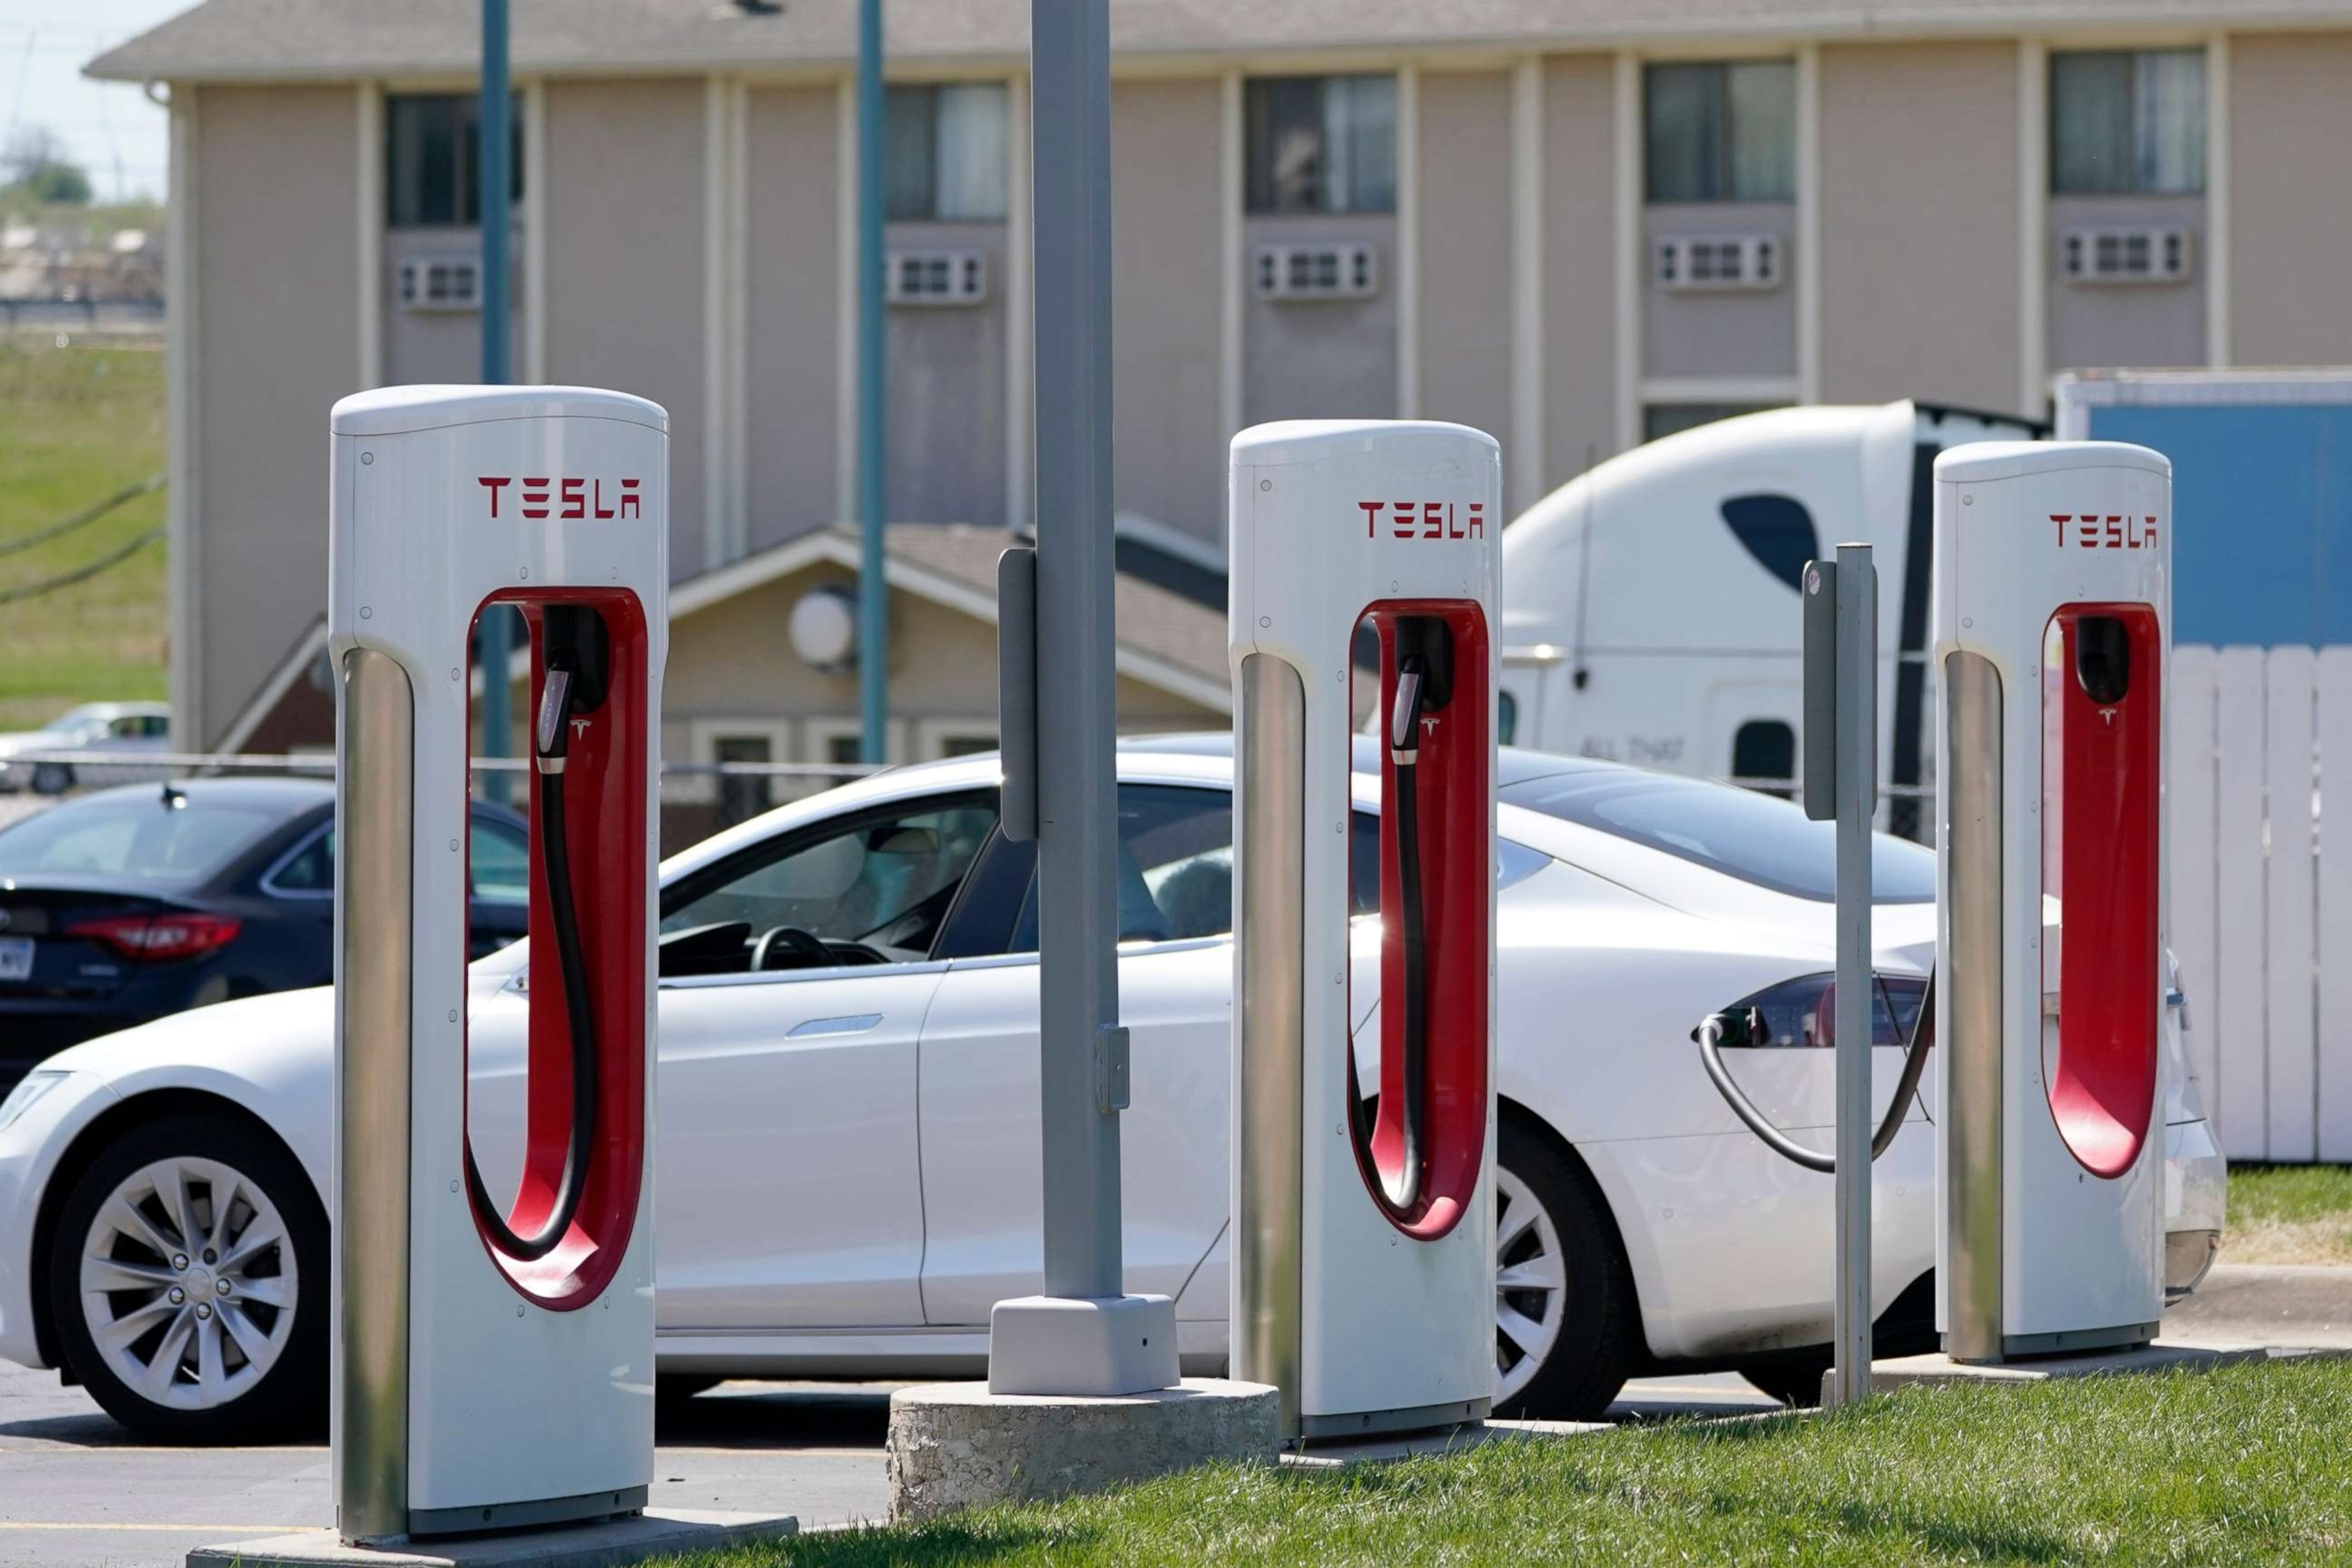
top-left (1230, 420), bottom-right (1501, 1441)
top-left (327, 390), bottom-right (672, 1542)
top-left (1932, 440), bottom-right (2170, 1363)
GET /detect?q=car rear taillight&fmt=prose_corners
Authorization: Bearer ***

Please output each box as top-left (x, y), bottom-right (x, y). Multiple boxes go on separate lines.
top-left (66, 913), bottom-right (243, 962)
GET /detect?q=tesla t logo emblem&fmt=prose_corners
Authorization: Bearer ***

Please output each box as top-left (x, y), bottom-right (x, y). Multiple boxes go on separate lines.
top-left (2050, 514), bottom-right (2158, 550)
top-left (479, 476), bottom-right (642, 521)
top-left (1355, 501), bottom-right (1486, 541)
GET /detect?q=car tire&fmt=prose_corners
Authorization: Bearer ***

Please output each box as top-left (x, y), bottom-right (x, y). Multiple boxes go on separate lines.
top-left (1741, 1355), bottom-right (1831, 1408)
top-left (1492, 1116), bottom-right (1636, 1421)
top-left (49, 1112), bottom-right (328, 1444)
top-left (30, 763), bottom-right (70, 796)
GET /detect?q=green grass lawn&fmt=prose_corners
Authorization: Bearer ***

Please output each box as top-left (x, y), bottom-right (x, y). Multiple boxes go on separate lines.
top-left (0, 332), bottom-right (168, 732)
top-left (666, 1358), bottom-right (2352, 1567)
top-left (2226, 1165), bottom-right (2352, 1266)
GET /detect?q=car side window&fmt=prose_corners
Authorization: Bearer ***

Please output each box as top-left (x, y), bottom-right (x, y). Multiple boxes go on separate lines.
top-left (1011, 785), bottom-right (1236, 950)
top-left (660, 795), bottom-right (997, 975)
top-left (266, 824), bottom-right (334, 894)
top-left (469, 816), bottom-right (530, 903)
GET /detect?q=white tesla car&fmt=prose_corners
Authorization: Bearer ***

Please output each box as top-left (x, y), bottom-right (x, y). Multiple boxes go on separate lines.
top-left (0, 740), bottom-right (2223, 1442)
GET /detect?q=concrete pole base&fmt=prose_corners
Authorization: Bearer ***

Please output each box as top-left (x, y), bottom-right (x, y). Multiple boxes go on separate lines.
top-left (886, 1377), bottom-right (1279, 1522)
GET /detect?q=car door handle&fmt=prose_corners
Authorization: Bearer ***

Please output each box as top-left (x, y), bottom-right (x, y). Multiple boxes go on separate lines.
top-left (786, 1014), bottom-right (884, 1039)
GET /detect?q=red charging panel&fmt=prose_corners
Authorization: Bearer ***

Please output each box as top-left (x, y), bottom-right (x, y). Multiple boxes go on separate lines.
top-left (2041, 603), bottom-right (2160, 1179)
top-left (1359, 602), bottom-right (1491, 1241)
top-left (464, 590), bottom-right (651, 1307)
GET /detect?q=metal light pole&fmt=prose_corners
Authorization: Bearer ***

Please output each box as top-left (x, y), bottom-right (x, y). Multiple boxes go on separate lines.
top-left (1828, 542), bottom-right (1877, 1407)
top-left (475, 0), bottom-right (513, 803)
top-left (856, 0), bottom-right (889, 764)
top-left (982, 0), bottom-right (1174, 1397)
top-left (1029, 0), bottom-right (1122, 1305)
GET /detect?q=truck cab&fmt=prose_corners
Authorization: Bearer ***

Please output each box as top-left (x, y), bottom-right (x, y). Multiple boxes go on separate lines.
top-left (1498, 400), bottom-right (2038, 835)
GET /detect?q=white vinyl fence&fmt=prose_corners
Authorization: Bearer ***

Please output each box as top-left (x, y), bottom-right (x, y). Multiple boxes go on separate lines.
top-left (2172, 645), bottom-right (2352, 1162)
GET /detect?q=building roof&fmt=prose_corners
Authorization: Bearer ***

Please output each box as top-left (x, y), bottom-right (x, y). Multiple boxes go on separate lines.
top-left (669, 522), bottom-right (1232, 714)
top-left (88, 0), bottom-right (2351, 84)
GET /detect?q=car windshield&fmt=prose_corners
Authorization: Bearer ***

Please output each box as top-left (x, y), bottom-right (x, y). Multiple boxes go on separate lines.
top-left (1498, 769), bottom-right (1936, 903)
top-left (36, 708), bottom-right (106, 740)
top-left (0, 789), bottom-right (283, 887)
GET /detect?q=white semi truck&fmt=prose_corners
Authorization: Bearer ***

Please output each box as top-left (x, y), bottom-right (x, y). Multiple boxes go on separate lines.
top-left (1497, 400), bottom-right (2037, 836)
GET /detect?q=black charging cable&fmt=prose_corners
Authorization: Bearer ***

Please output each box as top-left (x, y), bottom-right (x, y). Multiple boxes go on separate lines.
top-left (464, 632), bottom-right (603, 1263)
top-left (1347, 644), bottom-right (1438, 1217)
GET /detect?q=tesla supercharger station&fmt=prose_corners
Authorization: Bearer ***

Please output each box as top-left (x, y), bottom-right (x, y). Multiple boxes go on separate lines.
top-left (1230, 420), bottom-right (1500, 1439)
top-left (328, 385), bottom-right (667, 1541)
top-left (1932, 440), bottom-right (2168, 1363)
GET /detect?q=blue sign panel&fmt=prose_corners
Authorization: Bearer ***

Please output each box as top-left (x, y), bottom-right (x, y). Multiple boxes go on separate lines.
top-left (2086, 403), bottom-right (2352, 647)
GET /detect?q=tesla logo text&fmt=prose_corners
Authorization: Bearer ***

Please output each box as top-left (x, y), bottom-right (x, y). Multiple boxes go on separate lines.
top-left (479, 476), bottom-right (642, 521)
top-left (1356, 500), bottom-right (1485, 541)
top-left (2050, 514), bottom-right (2158, 550)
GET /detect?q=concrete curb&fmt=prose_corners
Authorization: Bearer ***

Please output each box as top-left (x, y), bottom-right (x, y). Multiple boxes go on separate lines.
top-left (1856, 1338), bottom-right (2352, 1399)
top-left (183, 1509), bottom-right (798, 1566)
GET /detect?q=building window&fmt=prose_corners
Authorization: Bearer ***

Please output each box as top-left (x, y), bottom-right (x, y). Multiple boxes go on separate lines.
top-left (887, 83), bottom-right (1010, 221)
top-left (1645, 61), bottom-right (1795, 204)
top-left (1244, 76), bottom-right (1396, 215)
top-left (386, 93), bottom-right (522, 228)
top-left (2050, 50), bottom-right (2205, 196)
top-left (1642, 402), bottom-right (1782, 443)
top-left (714, 735), bottom-right (775, 828)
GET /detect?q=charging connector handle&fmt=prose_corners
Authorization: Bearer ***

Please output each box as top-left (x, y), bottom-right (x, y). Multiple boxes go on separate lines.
top-left (534, 663), bottom-right (574, 773)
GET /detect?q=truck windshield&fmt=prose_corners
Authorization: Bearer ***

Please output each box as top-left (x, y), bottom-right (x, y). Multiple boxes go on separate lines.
top-left (1498, 769), bottom-right (1936, 903)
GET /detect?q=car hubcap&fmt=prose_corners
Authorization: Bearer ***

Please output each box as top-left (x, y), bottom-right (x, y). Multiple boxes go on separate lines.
top-left (79, 1155), bottom-right (296, 1411)
top-left (1494, 1164), bottom-right (1566, 1405)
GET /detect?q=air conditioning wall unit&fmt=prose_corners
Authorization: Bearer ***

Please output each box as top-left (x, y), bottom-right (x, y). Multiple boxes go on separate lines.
top-left (1654, 234), bottom-right (1782, 292)
top-left (886, 248), bottom-right (988, 306)
top-left (1253, 243), bottom-right (1380, 302)
top-left (2061, 225), bottom-right (2193, 285)
top-left (396, 254), bottom-right (482, 312)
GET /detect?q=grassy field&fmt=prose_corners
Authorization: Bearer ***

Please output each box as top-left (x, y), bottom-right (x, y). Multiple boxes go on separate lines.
top-left (664, 1358), bottom-right (2352, 1567)
top-left (0, 331), bottom-right (168, 732)
top-left (2225, 1164), bottom-right (2352, 1266)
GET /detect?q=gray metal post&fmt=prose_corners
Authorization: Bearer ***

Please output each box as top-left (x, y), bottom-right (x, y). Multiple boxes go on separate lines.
top-left (1027, 0), bottom-right (1122, 1302)
top-left (475, 0), bottom-right (512, 803)
top-left (855, 0), bottom-right (889, 765)
top-left (1828, 541), bottom-right (1877, 1408)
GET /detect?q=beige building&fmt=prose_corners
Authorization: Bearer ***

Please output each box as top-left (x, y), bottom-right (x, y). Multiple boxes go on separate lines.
top-left (89, 0), bottom-right (2352, 769)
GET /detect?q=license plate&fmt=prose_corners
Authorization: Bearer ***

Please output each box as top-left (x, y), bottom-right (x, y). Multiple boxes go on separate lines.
top-left (0, 936), bottom-right (31, 982)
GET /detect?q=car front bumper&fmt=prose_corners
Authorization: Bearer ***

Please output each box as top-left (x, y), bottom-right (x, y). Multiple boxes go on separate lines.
top-left (2164, 1115), bottom-right (2226, 1301)
top-left (0, 1070), bottom-right (121, 1370)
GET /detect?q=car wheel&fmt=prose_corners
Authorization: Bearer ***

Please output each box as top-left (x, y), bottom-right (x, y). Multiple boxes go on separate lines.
top-left (1493, 1117), bottom-right (1635, 1420)
top-left (1741, 1356), bottom-right (1831, 1408)
top-left (30, 763), bottom-right (70, 795)
top-left (49, 1112), bottom-right (327, 1443)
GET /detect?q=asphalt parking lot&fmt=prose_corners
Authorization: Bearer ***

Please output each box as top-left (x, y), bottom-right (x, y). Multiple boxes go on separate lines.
top-left (0, 1364), bottom-right (1779, 1566)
